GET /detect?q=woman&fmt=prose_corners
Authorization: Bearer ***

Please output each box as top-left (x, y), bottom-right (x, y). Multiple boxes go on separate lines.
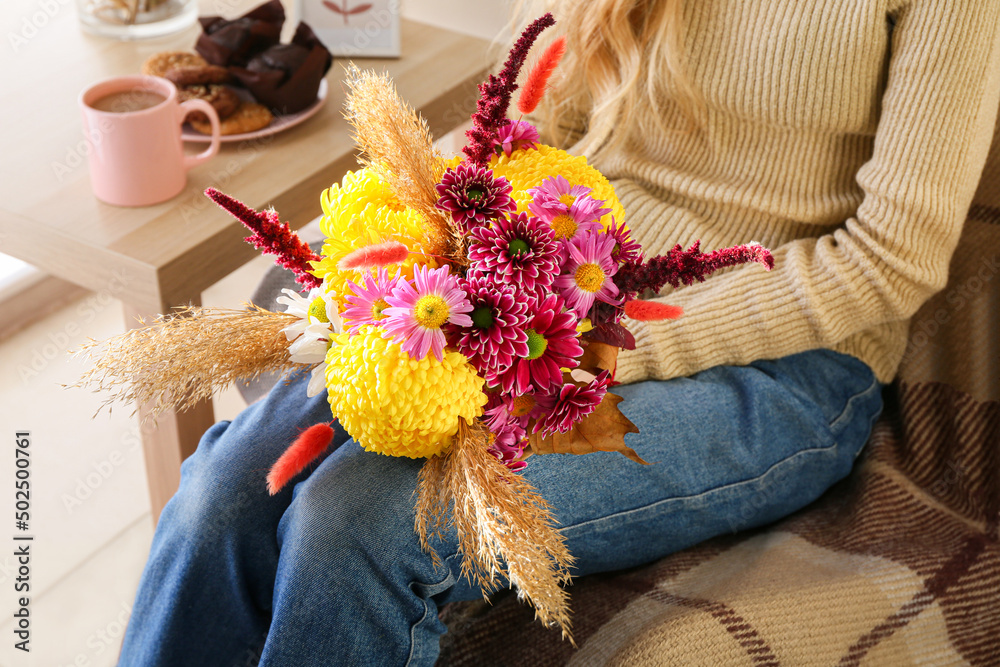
top-left (118, 1), bottom-right (1000, 665)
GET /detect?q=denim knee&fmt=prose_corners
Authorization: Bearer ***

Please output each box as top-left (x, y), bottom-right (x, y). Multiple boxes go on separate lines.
top-left (276, 442), bottom-right (428, 562)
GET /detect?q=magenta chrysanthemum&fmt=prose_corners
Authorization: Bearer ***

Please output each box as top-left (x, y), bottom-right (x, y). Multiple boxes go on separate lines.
top-left (487, 415), bottom-right (529, 472)
top-left (495, 294), bottom-right (582, 394)
top-left (606, 217), bottom-right (642, 265)
top-left (484, 390), bottom-right (539, 430)
top-left (495, 119), bottom-right (540, 157)
top-left (554, 232), bottom-right (622, 318)
top-left (531, 370), bottom-right (612, 438)
top-left (341, 268), bottom-right (402, 333)
top-left (381, 265), bottom-right (473, 361)
top-left (452, 275), bottom-right (530, 380)
top-left (467, 212), bottom-right (560, 303)
top-left (435, 163), bottom-right (515, 230)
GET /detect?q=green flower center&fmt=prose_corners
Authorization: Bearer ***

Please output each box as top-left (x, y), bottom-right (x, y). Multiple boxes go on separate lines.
top-left (413, 295), bottom-right (450, 329)
top-left (524, 329), bottom-right (548, 360)
top-left (308, 297), bottom-right (329, 323)
top-left (507, 238), bottom-right (530, 256)
top-left (551, 214), bottom-right (578, 240)
top-left (466, 187), bottom-right (484, 202)
top-left (574, 263), bottom-right (606, 293)
top-left (471, 306), bottom-right (494, 329)
top-left (371, 298), bottom-right (390, 320)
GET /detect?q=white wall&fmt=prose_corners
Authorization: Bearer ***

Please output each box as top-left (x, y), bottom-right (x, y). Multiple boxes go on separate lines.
top-left (401, 0), bottom-right (512, 41)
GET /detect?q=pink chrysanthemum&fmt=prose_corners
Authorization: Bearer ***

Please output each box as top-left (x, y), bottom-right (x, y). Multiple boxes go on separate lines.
top-left (605, 217), bottom-right (642, 265)
top-left (494, 119), bottom-right (540, 157)
top-left (341, 268), bottom-right (402, 333)
top-left (489, 425), bottom-right (528, 471)
top-left (531, 370), bottom-right (612, 438)
top-left (528, 176), bottom-right (610, 242)
top-left (484, 390), bottom-right (540, 430)
top-left (554, 232), bottom-right (622, 318)
top-left (495, 294), bottom-right (582, 394)
top-left (467, 212), bottom-right (560, 304)
top-left (452, 275), bottom-right (530, 380)
top-left (382, 265), bottom-right (473, 361)
top-left (435, 163), bottom-right (515, 230)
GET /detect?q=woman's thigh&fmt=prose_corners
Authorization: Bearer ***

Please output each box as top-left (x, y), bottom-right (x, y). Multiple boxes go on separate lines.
top-left (191, 346), bottom-right (878, 610)
top-left (513, 348), bottom-right (883, 578)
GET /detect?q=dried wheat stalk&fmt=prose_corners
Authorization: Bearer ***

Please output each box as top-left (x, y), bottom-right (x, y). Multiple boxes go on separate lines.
top-left (343, 65), bottom-right (456, 258)
top-left (72, 305), bottom-right (307, 420)
top-left (415, 419), bottom-right (576, 641)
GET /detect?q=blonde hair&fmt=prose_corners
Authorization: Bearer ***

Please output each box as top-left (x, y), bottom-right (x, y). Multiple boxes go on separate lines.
top-left (510, 0), bottom-right (702, 159)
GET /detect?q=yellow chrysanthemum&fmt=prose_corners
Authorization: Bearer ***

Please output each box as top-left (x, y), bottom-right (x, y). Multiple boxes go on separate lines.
top-left (312, 168), bottom-right (441, 308)
top-left (325, 328), bottom-right (487, 458)
top-left (488, 144), bottom-right (627, 231)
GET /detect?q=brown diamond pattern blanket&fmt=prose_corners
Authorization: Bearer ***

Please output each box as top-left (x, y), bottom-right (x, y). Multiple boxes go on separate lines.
top-left (437, 116), bottom-right (1000, 667)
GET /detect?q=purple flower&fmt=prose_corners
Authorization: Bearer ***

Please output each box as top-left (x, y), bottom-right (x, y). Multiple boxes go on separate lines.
top-left (531, 370), bottom-right (612, 438)
top-left (467, 212), bottom-right (560, 304)
top-left (487, 416), bottom-right (529, 472)
top-left (495, 119), bottom-right (540, 157)
top-left (341, 268), bottom-right (402, 332)
top-left (605, 217), bottom-right (642, 265)
top-left (381, 265), bottom-right (473, 361)
top-left (554, 231), bottom-right (622, 318)
top-left (435, 163), bottom-right (515, 231)
top-left (494, 294), bottom-right (582, 394)
top-left (528, 176), bottom-right (610, 243)
top-left (452, 275), bottom-right (529, 381)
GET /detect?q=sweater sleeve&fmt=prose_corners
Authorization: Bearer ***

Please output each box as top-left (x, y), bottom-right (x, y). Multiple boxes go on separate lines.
top-left (615, 0), bottom-right (1000, 385)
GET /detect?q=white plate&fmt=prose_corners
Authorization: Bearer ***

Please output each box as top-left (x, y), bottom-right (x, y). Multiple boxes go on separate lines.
top-left (182, 79), bottom-right (327, 143)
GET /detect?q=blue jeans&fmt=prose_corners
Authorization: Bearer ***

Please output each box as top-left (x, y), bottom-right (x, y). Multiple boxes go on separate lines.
top-left (117, 349), bottom-right (882, 666)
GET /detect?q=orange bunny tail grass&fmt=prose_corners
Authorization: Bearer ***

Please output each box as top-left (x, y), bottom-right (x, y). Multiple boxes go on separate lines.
top-left (337, 240), bottom-right (410, 271)
top-left (517, 36), bottom-right (566, 115)
top-left (414, 419), bottom-right (576, 643)
top-left (267, 422), bottom-right (337, 495)
top-left (624, 300), bottom-right (683, 322)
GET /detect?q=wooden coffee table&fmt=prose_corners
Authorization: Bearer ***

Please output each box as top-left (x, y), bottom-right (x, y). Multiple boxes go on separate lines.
top-left (0, 0), bottom-right (489, 520)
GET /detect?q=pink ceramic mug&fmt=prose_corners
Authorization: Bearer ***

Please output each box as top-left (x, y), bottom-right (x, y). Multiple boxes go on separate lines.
top-left (80, 75), bottom-right (221, 206)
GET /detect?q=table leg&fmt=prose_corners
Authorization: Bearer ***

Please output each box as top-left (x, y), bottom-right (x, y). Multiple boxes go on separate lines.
top-left (123, 299), bottom-right (217, 524)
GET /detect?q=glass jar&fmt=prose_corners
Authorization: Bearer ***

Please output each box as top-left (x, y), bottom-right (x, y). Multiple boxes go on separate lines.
top-left (77, 0), bottom-right (198, 40)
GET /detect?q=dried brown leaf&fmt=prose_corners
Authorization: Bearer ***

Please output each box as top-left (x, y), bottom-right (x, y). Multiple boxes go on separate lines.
top-left (528, 393), bottom-right (646, 464)
top-left (578, 340), bottom-right (619, 376)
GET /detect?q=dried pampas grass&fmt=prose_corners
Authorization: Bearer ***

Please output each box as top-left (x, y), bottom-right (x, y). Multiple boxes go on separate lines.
top-left (415, 419), bottom-right (575, 641)
top-left (343, 65), bottom-right (455, 258)
top-left (72, 305), bottom-right (307, 419)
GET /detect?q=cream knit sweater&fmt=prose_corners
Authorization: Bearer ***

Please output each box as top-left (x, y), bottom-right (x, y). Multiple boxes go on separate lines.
top-left (598, 0), bottom-right (1000, 385)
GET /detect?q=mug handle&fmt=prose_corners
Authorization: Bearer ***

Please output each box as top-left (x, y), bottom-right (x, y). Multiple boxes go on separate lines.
top-left (178, 99), bottom-right (221, 170)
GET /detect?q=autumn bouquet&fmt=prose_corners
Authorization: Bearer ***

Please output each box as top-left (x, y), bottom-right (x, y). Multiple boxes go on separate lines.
top-left (77, 14), bottom-right (772, 639)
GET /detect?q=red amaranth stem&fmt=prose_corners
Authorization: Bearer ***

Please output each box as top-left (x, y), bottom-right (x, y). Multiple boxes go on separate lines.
top-left (615, 240), bottom-right (774, 296)
top-left (205, 188), bottom-right (322, 290)
top-left (463, 13), bottom-right (555, 166)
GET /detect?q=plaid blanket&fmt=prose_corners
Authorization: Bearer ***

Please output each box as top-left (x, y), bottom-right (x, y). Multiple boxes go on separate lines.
top-left (437, 129), bottom-right (1000, 667)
